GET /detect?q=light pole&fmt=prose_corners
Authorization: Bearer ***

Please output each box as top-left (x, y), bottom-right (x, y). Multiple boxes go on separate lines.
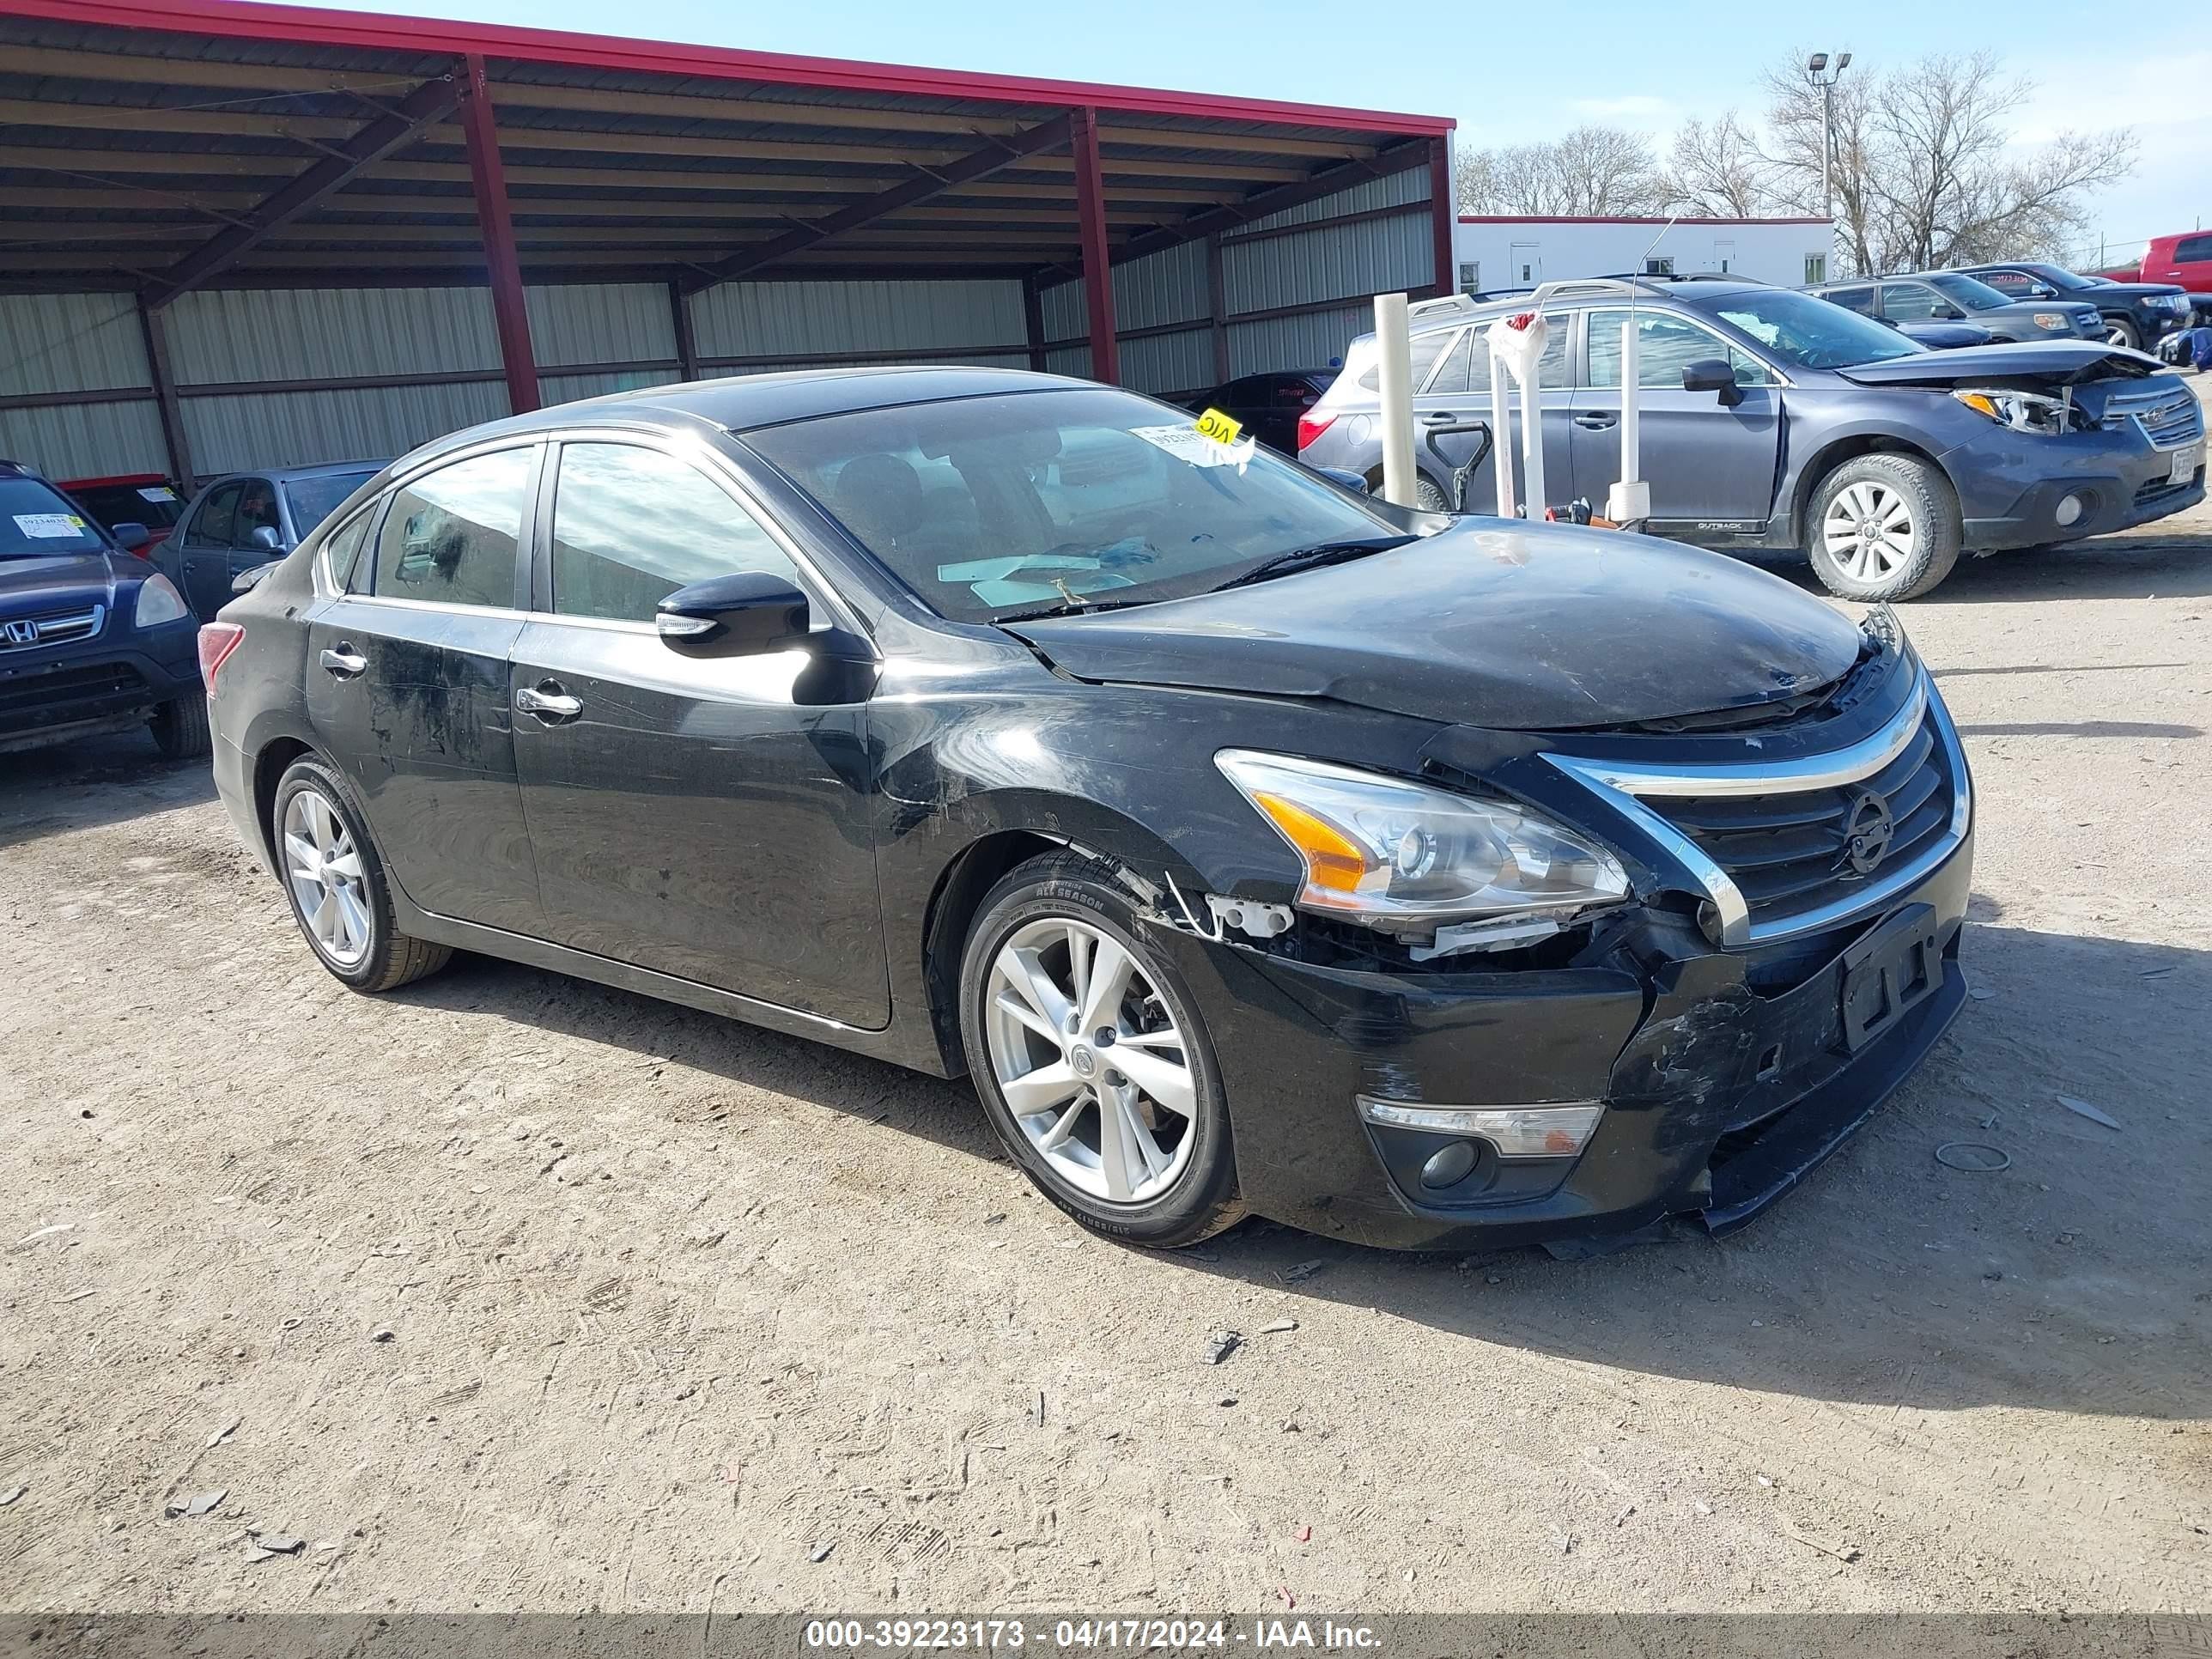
top-left (1804, 52), bottom-right (1851, 225)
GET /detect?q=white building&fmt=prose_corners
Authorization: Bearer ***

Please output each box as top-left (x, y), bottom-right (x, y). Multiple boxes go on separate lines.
top-left (1455, 216), bottom-right (1837, 295)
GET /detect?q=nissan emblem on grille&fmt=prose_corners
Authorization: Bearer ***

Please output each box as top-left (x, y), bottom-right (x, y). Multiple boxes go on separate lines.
top-left (1840, 790), bottom-right (1895, 878)
top-left (3, 620), bottom-right (38, 646)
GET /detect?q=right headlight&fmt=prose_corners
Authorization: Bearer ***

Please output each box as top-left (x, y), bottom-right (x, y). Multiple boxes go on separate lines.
top-left (1215, 750), bottom-right (1630, 930)
top-left (1952, 386), bottom-right (2081, 435)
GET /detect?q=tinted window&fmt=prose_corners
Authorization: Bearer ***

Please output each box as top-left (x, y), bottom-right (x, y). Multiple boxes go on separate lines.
top-left (369, 447), bottom-right (531, 608)
top-left (190, 483), bottom-right (241, 547)
top-left (284, 471), bottom-right (377, 542)
top-left (232, 477), bottom-right (281, 550)
top-left (1, 475), bottom-right (106, 556)
top-left (549, 442), bottom-right (802, 623)
top-left (745, 386), bottom-right (1408, 624)
top-left (1586, 309), bottom-right (1772, 388)
top-left (1820, 285), bottom-right (1876, 314)
top-left (1977, 269), bottom-right (2032, 295)
top-left (322, 507), bottom-right (375, 591)
top-left (68, 482), bottom-right (182, 531)
top-left (1929, 273), bottom-right (2011, 313)
top-left (2174, 234), bottom-right (2212, 263)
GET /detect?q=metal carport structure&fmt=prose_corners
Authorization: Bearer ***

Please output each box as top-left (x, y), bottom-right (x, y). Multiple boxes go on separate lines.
top-left (0, 0), bottom-right (1455, 488)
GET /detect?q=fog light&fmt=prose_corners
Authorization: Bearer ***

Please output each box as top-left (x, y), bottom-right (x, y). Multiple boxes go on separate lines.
top-left (1419, 1139), bottom-right (1479, 1189)
top-left (2055, 493), bottom-right (2084, 528)
top-left (1357, 1097), bottom-right (1604, 1158)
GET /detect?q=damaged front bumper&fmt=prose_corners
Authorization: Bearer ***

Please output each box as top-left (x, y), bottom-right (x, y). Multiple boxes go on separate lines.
top-left (1166, 826), bottom-right (1972, 1254)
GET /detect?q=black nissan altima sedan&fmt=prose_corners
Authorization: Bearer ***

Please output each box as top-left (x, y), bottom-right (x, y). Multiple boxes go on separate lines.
top-left (201, 368), bottom-right (1972, 1253)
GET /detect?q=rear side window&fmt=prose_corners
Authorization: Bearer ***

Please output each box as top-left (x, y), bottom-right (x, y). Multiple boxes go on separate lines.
top-left (369, 447), bottom-right (531, 609)
top-left (1820, 285), bottom-right (1875, 314)
top-left (1358, 329), bottom-right (1455, 392)
top-left (1422, 328), bottom-right (1491, 396)
top-left (322, 507), bottom-right (375, 591)
top-left (548, 442), bottom-right (801, 623)
top-left (2174, 234), bottom-right (2212, 264)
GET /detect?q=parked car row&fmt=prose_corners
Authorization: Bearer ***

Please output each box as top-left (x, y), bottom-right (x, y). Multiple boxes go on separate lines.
top-left (1297, 273), bottom-right (2204, 601)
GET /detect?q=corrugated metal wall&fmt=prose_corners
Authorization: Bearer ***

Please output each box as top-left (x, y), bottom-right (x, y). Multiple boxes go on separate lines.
top-left (2, 165), bottom-right (1437, 480)
top-left (1038, 161), bottom-right (1435, 397)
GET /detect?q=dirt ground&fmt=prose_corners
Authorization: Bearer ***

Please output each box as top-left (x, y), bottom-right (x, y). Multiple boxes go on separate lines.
top-left (3, 465), bottom-right (2209, 1619)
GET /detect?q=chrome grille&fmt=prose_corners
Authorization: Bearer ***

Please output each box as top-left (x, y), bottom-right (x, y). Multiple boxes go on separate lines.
top-left (1653, 717), bottom-right (1953, 929)
top-left (2074, 308), bottom-right (2101, 331)
top-left (2102, 386), bottom-right (2204, 449)
top-left (0, 603), bottom-right (105, 652)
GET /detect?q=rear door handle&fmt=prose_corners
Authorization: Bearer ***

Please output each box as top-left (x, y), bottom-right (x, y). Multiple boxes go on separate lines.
top-left (1573, 411), bottom-right (1620, 430)
top-left (1421, 410), bottom-right (1468, 424)
top-left (319, 644), bottom-right (366, 678)
top-left (515, 682), bottom-right (583, 723)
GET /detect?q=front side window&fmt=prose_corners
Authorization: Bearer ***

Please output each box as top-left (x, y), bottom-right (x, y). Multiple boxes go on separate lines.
top-left (189, 483), bottom-right (241, 548)
top-left (1, 474), bottom-right (106, 557)
top-left (1929, 273), bottom-right (2012, 314)
top-left (322, 507), bottom-right (375, 592)
top-left (1586, 309), bottom-right (1773, 388)
top-left (232, 478), bottom-right (282, 550)
top-left (744, 386), bottom-right (1411, 624)
top-left (1976, 269), bottom-right (2031, 295)
top-left (548, 442), bottom-right (803, 623)
top-left (1698, 289), bottom-right (1924, 370)
top-left (368, 447), bottom-right (531, 608)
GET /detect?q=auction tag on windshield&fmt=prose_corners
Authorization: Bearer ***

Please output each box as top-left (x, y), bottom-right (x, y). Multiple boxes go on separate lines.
top-left (13, 513), bottom-right (84, 538)
top-left (1194, 406), bottom-right (1244, 446)
top-left (138, 486), bottom-right (178, 502)
top-left (1132, 422), bottom-right (1256, 470)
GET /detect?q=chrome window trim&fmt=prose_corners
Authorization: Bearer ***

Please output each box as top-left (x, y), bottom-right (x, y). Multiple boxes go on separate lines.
top-left (1542, 668), bottom-right (1970, 948)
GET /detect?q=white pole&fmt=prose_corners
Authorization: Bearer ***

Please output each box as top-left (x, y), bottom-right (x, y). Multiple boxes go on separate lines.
top-left (1519, 348), bottom-right (1547, 522)
top-left (1489, 333), bottom-right (1516, 518)
top-left (1606, 315), bottom-right (1651, 525)
top-left (1374, 292), bottom-right (1417, 508)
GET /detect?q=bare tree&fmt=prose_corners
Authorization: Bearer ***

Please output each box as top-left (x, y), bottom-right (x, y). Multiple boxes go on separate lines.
top-left (1761, 51), bottom-right (2136, 273)
top-left (1662, 111), bottom-right (1773, 217)
top-left (1456, 125), bottom-right (1665, 216)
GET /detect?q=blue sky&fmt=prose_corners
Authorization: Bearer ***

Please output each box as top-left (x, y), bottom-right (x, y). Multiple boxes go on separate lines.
top-left (292, 0), bottom-right (2203, 264)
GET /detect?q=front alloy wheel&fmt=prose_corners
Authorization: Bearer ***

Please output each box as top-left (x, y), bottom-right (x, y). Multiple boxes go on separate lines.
top-left (959, 853), bottom-right (1243, 1248)
top-left (1805, 453), bottom-right (1962, 601)
top-left (1820, 479), bottom-right (1919, 587)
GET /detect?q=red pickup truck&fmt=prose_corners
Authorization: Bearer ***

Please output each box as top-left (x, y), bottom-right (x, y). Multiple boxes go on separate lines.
top-left (2136, 232), bottom-right (2212, 290)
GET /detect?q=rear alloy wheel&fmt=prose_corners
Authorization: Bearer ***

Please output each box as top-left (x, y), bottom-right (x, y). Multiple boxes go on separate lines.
top-left (271, 757), bottom-right (451, 993)
top-left (2106, 317), bottom-right (2141, 350)
top-left (1806, 453), bottom-right (1962, 602)
top-left (960, 854), bottom-right (1243, 1248)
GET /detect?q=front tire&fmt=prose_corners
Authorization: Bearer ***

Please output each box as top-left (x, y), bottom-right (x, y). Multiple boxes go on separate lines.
top-left (2106, 317), bottom-right (2141, 350)
top-left (150, 694), bottom-right (210, 759)
top-left (1805, 453), bottom-right (1963, 602)
top-left (958, 853), bottom-right (1243, 1249)
top-left (270, 757), bottom-right (451, 994)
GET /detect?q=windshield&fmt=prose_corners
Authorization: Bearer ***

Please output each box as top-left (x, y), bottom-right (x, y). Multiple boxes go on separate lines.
top-left (283, 471), bottom-right (378, 540)
top-left (67, 481), bottom-right (183, 530)
top-left (1929, 273), bottom-right (2014, 313)
top-left (1698, 289), bottom-right (1926, 369)
top-left (743, 386), bottom-right (1410, 623)
top-left (2, 476), bottom-right (107, 557)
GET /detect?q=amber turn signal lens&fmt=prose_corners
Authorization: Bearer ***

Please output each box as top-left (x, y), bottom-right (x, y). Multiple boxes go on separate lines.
top-left (1249, 792), bottom-right (1370, 892)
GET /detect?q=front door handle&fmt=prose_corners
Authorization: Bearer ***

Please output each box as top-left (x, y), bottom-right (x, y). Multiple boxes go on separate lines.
top-left (319, 644), bottom-right (367, 678)
top-left (515, 682), bottom-right (583, 723)
top-left (1573, 411), bottom-right (1620, 430)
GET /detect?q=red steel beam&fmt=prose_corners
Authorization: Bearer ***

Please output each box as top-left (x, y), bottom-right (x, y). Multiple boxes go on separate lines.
top-left (140, 71), bottom-right (462, 306)
top-left (458, 54), bottom-right (539, 416)
top-left (1071, 106), bottom-right (1118, 386)
top-left (680, 112), bottom-right (1072, 292)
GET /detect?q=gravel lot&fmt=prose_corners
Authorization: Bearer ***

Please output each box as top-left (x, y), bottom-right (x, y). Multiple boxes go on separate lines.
top-left (3, 474), bottom-right (2208, 1616)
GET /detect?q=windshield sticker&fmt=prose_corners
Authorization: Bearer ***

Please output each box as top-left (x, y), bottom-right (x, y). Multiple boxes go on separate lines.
top-left (1194, 407), bottom-right (1244, 447)
top-left (13, 513), bottom-right (86, 538)
top-left (138, 486), bottom-right (178, 502)
top-left (1131, 422), bottom-right (1257, 471)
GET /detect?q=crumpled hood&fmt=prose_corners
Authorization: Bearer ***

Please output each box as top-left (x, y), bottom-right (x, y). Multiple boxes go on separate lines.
top-left (1836, 340), bottom-right (2160, 387)
top-left (0, 550), bottom-right (128, 617)
top-left (1004, 519), bottom-right (1865, 732)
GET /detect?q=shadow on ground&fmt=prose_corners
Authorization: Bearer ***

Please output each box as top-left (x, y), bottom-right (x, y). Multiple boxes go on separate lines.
top-left (0, 732), bottom-right (216, 852)
top-left (396, 915), bottom-right (2210, 1420)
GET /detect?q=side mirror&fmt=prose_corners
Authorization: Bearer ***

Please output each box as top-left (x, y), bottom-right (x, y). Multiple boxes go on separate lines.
top-left (1681, 357), bottom-right (1745, 408)
top-left (1936, 305), bottom-right (1965, 321)
top-left (249, 524), bottom-right (284, 552)
top-left (657, 572), bottom-right (811, 658)
top-left (1315, 466), bottom-right (1369, 495)
top-left (111, 520), bottom-right (152, 553)
top-left (232, 560), bottom-right (278, 594)
top-left (2026, 283), bottom-right (2056, 299)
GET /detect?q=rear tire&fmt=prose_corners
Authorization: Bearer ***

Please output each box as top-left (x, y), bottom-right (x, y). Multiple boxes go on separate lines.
top-left (150, 694), bottom-right (210, 760)
top-left (1413, 474), bottom-right (1450, 512)
top-left (1805, 453), bottom-right (1963, 602)
top-left (270, 756), bottom-right (451, 994)
top-left (2106, 317), bottom-right (2141, 350)
top-left (958, 852), bottom-right (1243, 1249)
